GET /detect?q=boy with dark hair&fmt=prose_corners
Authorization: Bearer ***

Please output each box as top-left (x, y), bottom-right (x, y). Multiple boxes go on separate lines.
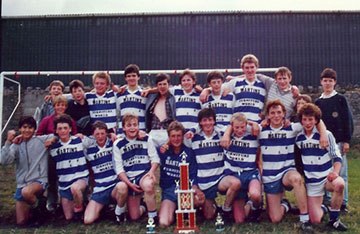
top-left (190, 108), bottom-right (240, 222)
top-left (296, 103), bottom-right (347, 231)
top-left (145, 73), bottom-right (176, 147)
top-left (113, 114), bottom-right (159, 222)
top-left (1, 116), bottom-right (53, 226)
top-left (66, 79), bottom-right (92, 136)
top-left (116, 64), bottom-right (147, 133)
top-left (50, 114), bottom-right (89, 221)
top-left (315, 68), bottom-right (353, 212)
top-left (202, 71), bottom-right (234, 129)
top-left (82, 121), bottom-right (127, 225)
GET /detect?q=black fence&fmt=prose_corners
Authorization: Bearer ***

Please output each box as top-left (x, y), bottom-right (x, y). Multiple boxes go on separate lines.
top-left (1, 11), bottom-right (360, 88)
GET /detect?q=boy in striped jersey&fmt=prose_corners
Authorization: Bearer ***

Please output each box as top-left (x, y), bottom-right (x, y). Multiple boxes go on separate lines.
top-left (200, 54), bottom-right (266, 123)
top-left (172, 69), bottom-right (202, 131)
top-left (116, 64), bottom-right (147, 133)
top-left (202, 71), bottom-right (234, 130)
top-left (50, 114), bottom-right (89, 221)
top-left (82, 121), bottom-right (127, 225)
top-left (113, 114), bottom-right (159, 222)
top-left (258, 100), bottom-right (323, 232)
top-left (190, 108), bottom-right (239, 221)
top-left (86, 72), bottom-right (117, 133)
top-left (296, 103), bottom-right (347, 231)
top-left (223, 113), bottom-right (262, 223)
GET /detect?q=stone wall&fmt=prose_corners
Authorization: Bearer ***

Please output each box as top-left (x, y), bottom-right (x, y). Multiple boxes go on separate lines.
top-left (2, 87), bottom-right (360, 142)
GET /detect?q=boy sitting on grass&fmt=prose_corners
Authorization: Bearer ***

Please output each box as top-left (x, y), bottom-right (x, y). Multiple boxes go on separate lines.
top-left (296, 103), bottom-right (347, 231)
top-left (1, 116), bottom-right (53, 226)
top-left (113, 114), bottom-right (159, 223)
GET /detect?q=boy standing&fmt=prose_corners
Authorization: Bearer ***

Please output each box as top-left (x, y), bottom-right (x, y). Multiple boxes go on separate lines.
top-left (116, 64), bottom-right (147, 133)
top-left (86, 72), bottom-right (117, 133)
top-left (202, 71), bottom-right (234, 129)
top-left (50, 114), bottom-right (89, 221)
top-left (315, 68), bottom-right (353, 212)
top-left (1, 116), bottom-right (52, 226)
top-left (113, 114), bottom-right (159, 222)
top-left (296, 103), bottom-right (347, 231)
top-left (66, 79), bottom-right (92, 136)
top-left (39, 80), bottom-right (65, 120)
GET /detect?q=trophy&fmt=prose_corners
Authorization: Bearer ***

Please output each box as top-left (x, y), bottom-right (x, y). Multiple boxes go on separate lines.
top-left (146, 217), bottom-right (156, 234)
top-left (215, 212), bottom-right (225, 232)
top-left (174, 151), bottom-right (198, 233)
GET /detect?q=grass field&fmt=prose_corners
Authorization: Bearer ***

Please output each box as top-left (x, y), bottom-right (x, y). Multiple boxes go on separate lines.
top-left (1, 149), bottom-right (360, 234)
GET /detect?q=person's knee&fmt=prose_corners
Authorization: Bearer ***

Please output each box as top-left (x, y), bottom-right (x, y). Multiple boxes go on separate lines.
top-left (142, 179), bottom-right (155, 194)
top-left (249, 191), bottom-right (262, 203)
top-left (116, 182), bottom-right (128, 196)
top-left (289, 173), bottom-right (303, 187)
top-left (333, 181), bottom-right (345, 193)
top-left (159, 216), bottom-right (172, 227)
top-left (83, 215), bottom-right (95, 225)
top-left (230, 179), bottom-right (241, 191)
top-left (269, 212), bottom-right (283, 223)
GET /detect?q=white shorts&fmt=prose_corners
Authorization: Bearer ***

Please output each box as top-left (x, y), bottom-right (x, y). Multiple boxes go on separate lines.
top-left (306, 179), bottom-right (327, 197)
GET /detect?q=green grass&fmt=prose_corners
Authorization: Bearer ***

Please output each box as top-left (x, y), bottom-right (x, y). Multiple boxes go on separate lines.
top-left (1, 149), bottom-right (360, 233)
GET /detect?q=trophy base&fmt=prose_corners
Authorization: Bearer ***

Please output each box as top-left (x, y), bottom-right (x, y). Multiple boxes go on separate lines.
top-left (174, 227), bottom-right (199, 233)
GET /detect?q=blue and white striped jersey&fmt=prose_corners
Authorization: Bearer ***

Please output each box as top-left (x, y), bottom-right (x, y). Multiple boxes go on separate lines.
top-left (296, 128), bottom-right (342, 185)
top-left (191, 130), bottom-right (224, 190)
top-left (202, 92), bottom-right (234, 129)
top-left (50, 136), bottom-right (89, 191)
top-left (83, 137), bottom-right (119, 194)
top-left (113, 135), bottom-right (159, 181)
top-left (86, 90), bottom-right (117, 129)
top-left (225, 76), bottom-right (266, 123)
top-left (259, 123), bottom-right (302, 184)
top-left (170, 85), bottom-right (202, 130)
top-left (224, 132), bottom-right (259, 175)
top-left (116, 87), bottom-right (147, 133)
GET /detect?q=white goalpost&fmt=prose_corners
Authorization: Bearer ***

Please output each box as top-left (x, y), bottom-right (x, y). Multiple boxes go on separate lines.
top-left (0, 67), bottom-right (277, 154)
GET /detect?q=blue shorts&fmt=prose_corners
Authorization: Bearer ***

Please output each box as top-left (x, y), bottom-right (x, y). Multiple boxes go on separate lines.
top-left (14, 181), bottom-right (47, 201)
top-left (161, 185), bottom-right (177, 202)
top-left (264, 179), bottom-right (293, 194)
top-left (128, 172), bottom-right (146, 196)
top-left (202, 183), bottom-right (219, 200)
top-left (59, 178), bottom-right (88, 200)
top-left (91, 186), bottom-right (115, 205)
top-left (234, 169), bottom-right (260, 199)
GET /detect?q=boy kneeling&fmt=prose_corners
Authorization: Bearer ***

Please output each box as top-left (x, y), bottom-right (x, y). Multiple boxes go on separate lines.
top-left (296, 103), bottom-right (347, 231)
top-left (113, 114), bottom-right (159, 222)
top-left (1, 116), bottom-right (53, 226)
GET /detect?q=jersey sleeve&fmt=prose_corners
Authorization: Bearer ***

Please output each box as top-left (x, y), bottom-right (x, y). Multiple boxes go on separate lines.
top-left (327, 131), bottom-right (342, 164)
top-left (147, 135), bottom-right (160, 164)
top-left (0, 142), bottom-right (19, 165)
top-left (112, 139), bottom-right (125, 175)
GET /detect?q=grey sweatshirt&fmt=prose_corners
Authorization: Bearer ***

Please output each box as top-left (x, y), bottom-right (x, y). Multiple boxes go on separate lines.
top-left (0, 134), bottom-right (53, 188)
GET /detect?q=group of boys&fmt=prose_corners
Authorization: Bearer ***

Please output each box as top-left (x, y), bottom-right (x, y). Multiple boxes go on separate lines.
top-left (0, 54), bottom-right (352, 232)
